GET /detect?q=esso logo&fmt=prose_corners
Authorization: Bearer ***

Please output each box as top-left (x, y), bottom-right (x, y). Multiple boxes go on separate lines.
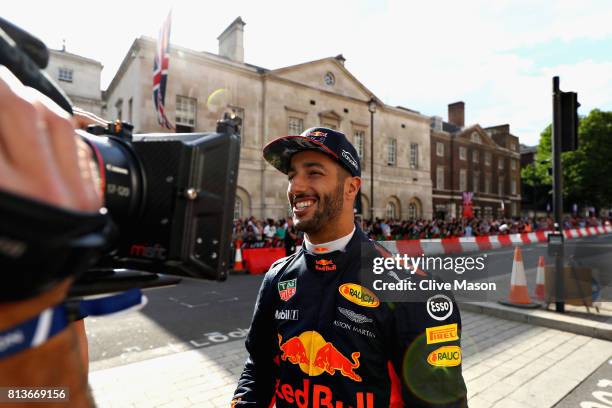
top-left (426, 294), bottom-right (453, 321)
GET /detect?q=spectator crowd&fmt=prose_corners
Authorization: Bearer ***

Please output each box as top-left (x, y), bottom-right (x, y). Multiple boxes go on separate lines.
top-left (233, 215), bottom-right (611, 253)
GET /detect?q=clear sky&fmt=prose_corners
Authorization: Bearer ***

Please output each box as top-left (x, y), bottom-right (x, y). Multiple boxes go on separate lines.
top-left (4, 0), bottom-right (612, 145)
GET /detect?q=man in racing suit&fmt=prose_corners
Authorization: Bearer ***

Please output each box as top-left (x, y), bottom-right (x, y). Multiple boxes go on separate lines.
top-left (232, 127), bottom-right (467, 407)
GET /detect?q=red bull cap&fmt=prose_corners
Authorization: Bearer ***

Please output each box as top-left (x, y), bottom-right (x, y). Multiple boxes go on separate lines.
top-left (263, 127), bottom-right (361, 177)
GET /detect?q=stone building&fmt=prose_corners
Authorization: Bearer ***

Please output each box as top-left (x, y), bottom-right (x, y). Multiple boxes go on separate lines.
top-left (104, 17), bottom-right (433, 220)
top-left (430, 102), bottom-right (521, 219)
top-left (45, 48), bottom-right (104, 116)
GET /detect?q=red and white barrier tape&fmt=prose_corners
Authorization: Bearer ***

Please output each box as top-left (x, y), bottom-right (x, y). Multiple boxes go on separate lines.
top-left (380, 225), bottom-right (612, 256)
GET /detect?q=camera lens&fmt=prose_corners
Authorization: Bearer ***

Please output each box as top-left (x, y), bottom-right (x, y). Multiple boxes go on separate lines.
top-left (79, 132), bottom-right (144, 223)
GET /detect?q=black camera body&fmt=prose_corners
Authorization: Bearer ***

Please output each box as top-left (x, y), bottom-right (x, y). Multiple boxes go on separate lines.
top-left (0, 17), bottom-right (242, 299)
top-left (82, 120), bottom-right (241, 282)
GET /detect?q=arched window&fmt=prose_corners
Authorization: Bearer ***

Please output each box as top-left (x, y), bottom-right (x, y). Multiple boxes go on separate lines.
top-left (408, 198), bottom-right (422, 220)
top-left (234, 196), bottom-right (243, 220)
top-left (408, 202), bottom-right (417, 220)
top-left (386, 202), bottom-right (397, 219)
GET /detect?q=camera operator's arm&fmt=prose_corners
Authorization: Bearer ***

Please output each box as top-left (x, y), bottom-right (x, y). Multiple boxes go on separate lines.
top-left (0, 67), bottom-right (101, 407)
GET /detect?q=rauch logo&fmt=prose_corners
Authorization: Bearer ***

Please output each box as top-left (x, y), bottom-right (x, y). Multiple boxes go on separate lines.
top-left (339, 283), bottom-right (380, 308)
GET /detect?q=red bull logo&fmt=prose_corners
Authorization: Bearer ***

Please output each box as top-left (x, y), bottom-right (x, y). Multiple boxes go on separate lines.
top-left (315, 259), bottom-right (337, 271)
top-left (278, 331), bottom-right (362, 382)
top-left (275, 379), bottom-right (374, 408)
top-left (308, 131), bottom-right (328, 138)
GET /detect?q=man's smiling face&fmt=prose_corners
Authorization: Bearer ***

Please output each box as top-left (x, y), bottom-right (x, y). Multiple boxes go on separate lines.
top-left (287, 150), bottom-right (346, 235)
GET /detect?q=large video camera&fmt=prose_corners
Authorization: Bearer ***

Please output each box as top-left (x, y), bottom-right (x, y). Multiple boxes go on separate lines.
top-left (0, 17), bottom-right (240, 298)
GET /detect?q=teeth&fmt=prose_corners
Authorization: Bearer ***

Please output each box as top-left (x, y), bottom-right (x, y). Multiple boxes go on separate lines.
top-left (295, 200), bottom-right (314, 209)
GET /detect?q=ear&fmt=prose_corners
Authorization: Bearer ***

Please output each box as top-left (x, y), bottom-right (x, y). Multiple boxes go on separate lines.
top-left (345, 176), bottom-right (361, 201)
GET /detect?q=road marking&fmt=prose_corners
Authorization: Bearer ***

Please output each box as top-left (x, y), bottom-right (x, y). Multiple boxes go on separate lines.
top-left (484, 250), bottom-right (514, 257)
top-left (179, 302), bottom-right (210, 308)
top-left (218, 297), bottom-right (239, 303)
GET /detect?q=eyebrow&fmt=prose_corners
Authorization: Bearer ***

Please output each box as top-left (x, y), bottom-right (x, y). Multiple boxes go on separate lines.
top-left (288, 162), bottom-right (326, 173)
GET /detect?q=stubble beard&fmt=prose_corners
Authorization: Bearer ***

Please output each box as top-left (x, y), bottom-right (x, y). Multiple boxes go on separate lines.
top-left (293, 182), bottom-right (344, 235)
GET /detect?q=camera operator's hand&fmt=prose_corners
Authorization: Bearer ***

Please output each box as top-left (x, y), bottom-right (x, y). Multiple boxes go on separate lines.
top-left (73, 106), bottom-right (107, 129)
top-left (0, 67), bottom-right (98, 407)
top-left (0, 66), bottom-right (101, 212)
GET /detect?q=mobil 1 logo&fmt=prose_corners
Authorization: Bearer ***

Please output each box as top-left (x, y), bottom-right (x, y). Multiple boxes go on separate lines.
top-left (426, 294), bottom-right (453, 321)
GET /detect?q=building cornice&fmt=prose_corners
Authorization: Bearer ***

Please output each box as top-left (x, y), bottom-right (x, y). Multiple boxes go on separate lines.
top-left (49, 49), bottom-right (103, 67)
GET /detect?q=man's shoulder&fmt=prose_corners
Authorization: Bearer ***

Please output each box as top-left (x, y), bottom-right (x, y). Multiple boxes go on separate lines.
top-left (264, 251), bottom-right (301, 280)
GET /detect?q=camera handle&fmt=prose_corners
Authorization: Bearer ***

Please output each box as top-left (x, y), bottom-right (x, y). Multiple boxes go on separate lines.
top-left (68, 269), bottom-right (181, 298)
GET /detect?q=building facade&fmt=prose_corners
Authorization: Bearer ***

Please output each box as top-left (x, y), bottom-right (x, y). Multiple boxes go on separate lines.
top-left (104, 17), bottom-right (433, 220)
top-left (45, 48), bottom-right (104, 116)
top-left (430, 102), bottom-right (521, 219)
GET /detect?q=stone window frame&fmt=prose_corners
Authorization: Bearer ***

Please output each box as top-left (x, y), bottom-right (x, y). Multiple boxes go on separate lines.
top-left (436, 142), bottom-right (445, 157)
top-left (484, 151), bottom-right (492, 166)
top-left (288, 116), bottom-right (304, 135)
top-left (387, 138), bottom-right (397, 166)
top-left (115, 98), bottom-right (123, 121)
top-left (176, 95), bottom-right (197, 127)
top-left (459, 169), bottom-right (467, 192)
top-left (484, 174), bottom-right (492, 194)
top-left (58, 67), bottom-right (73, 83)
top-left (234, 196), bottom-right (243, 220)
top-left (410, 143), bottom-right (419, 169)
top-left (437, 166), bottom-right (445, 190)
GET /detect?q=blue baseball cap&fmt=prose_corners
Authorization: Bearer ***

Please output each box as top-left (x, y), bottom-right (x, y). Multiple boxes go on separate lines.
top-left (263, 127), bottom-right (361, 177)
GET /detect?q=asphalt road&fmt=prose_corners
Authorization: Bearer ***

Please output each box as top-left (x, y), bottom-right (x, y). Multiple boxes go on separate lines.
top-left (87, 234), bottom-right (612, 369)
top-left (554, 356), bottom-right (612, 407)
top-left (86, 273), bottom-right (264, 368)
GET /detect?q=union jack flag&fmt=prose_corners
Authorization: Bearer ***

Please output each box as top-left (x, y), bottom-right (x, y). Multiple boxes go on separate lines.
top-left (462, 191), bottom-right (474, 218)
top-left (153, 11), bottom-right (174, 129)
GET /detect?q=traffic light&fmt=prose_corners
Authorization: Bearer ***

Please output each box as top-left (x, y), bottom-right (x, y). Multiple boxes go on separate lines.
top-left (560, 91), bottom-right (580, 152)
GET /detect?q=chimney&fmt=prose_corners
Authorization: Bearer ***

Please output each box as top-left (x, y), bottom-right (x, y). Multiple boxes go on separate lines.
top-left (335, 54), bottom-right (346, 66)
top-left (448, 101), bottom-right (465, 128)
top-left (217, 17), bottom-right (245, 63)
top-left (431, 116), bottom-right (443, 131)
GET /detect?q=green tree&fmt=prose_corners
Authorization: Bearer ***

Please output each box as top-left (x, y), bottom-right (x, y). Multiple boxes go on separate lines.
top-left (572, 109), bottom-right (612, 207)
top-left (522, 109), bottom-right (612, 209)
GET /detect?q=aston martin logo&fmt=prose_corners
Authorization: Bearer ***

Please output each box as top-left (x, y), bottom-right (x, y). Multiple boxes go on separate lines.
top-left (338, 307), bottom-right (373, 324)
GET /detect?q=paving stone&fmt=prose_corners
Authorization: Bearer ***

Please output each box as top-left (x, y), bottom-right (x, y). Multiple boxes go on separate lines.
top-left (466, 395), bottom-right (493, 408)
top-left (88, 310), bottom-right (607, 408)
top-left (475, 380), bottom-right (518, 404)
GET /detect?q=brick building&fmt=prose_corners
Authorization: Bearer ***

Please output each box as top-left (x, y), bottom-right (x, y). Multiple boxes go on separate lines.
top-left (430, 102), bottom-right (521, 219)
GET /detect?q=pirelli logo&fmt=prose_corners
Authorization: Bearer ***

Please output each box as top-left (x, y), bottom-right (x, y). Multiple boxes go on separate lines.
top-left (426, 323), bottom-right (459, 345)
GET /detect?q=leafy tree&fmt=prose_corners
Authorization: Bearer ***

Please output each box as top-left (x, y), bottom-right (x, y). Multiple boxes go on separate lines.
top-left (522, 110), bottom-right (612, 209)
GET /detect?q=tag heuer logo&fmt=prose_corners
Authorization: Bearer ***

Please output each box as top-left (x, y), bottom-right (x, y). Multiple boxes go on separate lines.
top-left (278, 279), bottom-right (297, 301)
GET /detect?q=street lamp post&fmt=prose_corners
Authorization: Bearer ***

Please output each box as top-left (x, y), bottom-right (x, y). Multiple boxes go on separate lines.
top-left (368, 97), bottom-right (376, 222)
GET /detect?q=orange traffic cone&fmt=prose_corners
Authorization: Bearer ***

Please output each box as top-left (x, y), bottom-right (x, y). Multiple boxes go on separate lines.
top-left (499, 247), bottom-right (540, 308)
top-left (534, 256), bottom-right (546, 301)
top-left (233, 240), bottom-right (245, 271)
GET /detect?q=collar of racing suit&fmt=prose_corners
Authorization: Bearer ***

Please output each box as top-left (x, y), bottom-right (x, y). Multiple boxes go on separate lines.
top-left (304, 226), bottom-right (356, 254)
